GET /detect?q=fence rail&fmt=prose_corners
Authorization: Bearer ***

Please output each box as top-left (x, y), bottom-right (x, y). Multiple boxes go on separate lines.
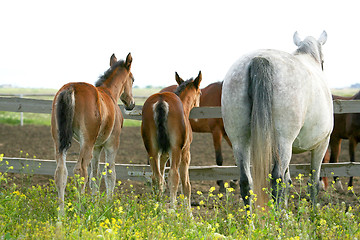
top-left (0, 93), bottom-right (148, 99)
top-left (1, 157), bottom-right (360, 181)
top-left (1, 97), bottom-right (360, 121)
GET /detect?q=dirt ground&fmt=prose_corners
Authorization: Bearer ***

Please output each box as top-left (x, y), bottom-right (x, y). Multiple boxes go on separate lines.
top-left (1, 123), bottom-right (359, 206)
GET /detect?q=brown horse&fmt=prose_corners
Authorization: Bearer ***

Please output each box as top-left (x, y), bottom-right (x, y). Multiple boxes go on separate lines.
top-left (51, 53), bottom-right (135, 215)
top-left (141, 71), bottom-right (202, 209)
top-left (322, 91), bottom-right (360, 190)
top-left (160, 82), bottom-right (232, 192)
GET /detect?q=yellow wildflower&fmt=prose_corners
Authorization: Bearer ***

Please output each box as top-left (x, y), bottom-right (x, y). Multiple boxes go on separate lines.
top-left (227, 187), bottom-right (235, 193)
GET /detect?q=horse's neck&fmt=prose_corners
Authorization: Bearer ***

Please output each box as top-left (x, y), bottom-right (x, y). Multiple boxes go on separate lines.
top-left (179, 95), bottom-right (195, 118)
top-left (295, 53), bottom-right (322, 71)
top-left (103, 75), bottom-right (125, 102)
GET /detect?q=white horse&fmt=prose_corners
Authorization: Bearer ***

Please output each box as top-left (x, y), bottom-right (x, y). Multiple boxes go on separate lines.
top-left (221, 31), bottom-right (333, 209)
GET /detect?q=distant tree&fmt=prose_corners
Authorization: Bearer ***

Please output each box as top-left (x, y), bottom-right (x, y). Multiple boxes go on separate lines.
top-left (0, 84), bottom-right (12, 88)
top-left (350, 83), bottom-right (360, 88)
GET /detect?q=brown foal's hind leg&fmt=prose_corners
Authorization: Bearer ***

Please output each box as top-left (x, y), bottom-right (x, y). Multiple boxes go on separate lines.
top-left (89, 146), bottom-right (102, 195)
top-left (169, 147), bottom-right (182, 208)
top-left (179, 144), bottom-right (192, 209)
top-left (54, 149), bottom-right (68, 216)
top-left (329, 138), bottom-right (343, 190)
top-left (348, 137), bottom-right (357, 187)
top-left (159, 153), bottom-right (169, 178)
top-left (149, 154), bottom-right (164, 194)
top-left (73, 142), bottom-right (94, 193)
top-left (212, 129), bottom-right (225, 192)
top-left (104, 146), bottom-right (118, 197)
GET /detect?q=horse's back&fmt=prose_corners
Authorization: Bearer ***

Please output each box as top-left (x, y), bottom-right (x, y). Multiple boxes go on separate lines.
top-left (160, 85), bottom-right (177, 93)
top-left (142, 92), bottom-right (187, 150)
top-left (200, 82), bottom-right (222, 107)
top-left (222, 49), bottom-right (333, 150)
top-left (160, 83), bottom-right (222, 133)
top-left (54, 82), bottom-right (119, 145)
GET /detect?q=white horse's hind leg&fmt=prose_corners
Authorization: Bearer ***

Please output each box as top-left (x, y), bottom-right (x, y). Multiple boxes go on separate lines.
top-left (309, 139), bottom-right (329, 206)
top-left (283, 169), bottom-right (292, 208)
top-left (233, 145), bottom-right (252, 209)
top-left (272, 142), bottom-right (292, 208)
top-left (89, 146), bottom-right (102, 195)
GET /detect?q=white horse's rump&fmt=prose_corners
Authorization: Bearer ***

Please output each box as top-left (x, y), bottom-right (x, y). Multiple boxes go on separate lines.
top-left (222, 31), bottom-right (333, 209)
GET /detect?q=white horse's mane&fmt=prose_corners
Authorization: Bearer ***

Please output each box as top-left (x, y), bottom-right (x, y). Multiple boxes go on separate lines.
top-left (294, 37), bottom-right (323, 65)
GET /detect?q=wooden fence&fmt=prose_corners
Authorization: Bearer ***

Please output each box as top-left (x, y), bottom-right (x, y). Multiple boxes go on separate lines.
top-left (1, 96), bottom-right (360, 181)
top-left (1, 157), bottom-right (360, 181)
top-left (1, 97), bottom-right (360, 120)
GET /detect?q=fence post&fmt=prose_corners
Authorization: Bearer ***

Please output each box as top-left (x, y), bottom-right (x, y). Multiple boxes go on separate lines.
top-left (20, 94), bottom-right (23, 126)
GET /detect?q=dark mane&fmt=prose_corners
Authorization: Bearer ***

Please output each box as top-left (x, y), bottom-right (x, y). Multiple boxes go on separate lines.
top-left (95, 60), bottom-right (125, 87)
top-left (294, 37), bottom-right (323, 64)
top-left (353, 90), bottom-right (360, 100)
top-left (174, 78), bottom-right (194, 96)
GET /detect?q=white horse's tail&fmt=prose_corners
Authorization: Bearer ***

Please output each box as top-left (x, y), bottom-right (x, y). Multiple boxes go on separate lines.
top-left (248, 57), bottom-right (277, 207)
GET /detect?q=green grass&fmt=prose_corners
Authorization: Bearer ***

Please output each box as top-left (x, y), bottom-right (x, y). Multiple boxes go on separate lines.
top-left (1, 156), bottom-right (360, 239)
top-left (0, 112), bottom-right (52, 126)
top-left (0, 88), bottom-right (57, 95)
top-left (331, 88), bottom-right (360, 97)
top-left (0, 111), bottom-right (141, 127)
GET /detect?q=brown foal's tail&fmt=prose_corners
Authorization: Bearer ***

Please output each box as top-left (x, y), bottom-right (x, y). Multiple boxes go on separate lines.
top-left (153, 99), bottom-right (170, 153)
top-left (56, 88), bottom-right (75, 154)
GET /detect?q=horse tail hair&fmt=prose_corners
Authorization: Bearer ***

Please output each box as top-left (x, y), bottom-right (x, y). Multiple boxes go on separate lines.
top-left (56, 88), bottom-right (75, 154)
top-left (153, 99), bottom-right (171, 153)
top-left (248, 57), bottom-right (276, 207)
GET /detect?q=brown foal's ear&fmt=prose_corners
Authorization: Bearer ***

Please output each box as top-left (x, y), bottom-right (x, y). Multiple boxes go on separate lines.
top-left (125, 53), bottom-right (132, 70)
top-left (110, 54), bottom-right (117, 67)
top-left (175, 72), bottom-right (184, 85)
top-left (194, 71), bottom-right (202, 89)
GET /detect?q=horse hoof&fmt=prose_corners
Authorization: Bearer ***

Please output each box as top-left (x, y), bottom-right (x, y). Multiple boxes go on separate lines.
top-left (230, 180), bottom-right (238, 189)
top-left (335, 180), bottom-right (344, 192)
top-left (319, 180), bottom-right (326, 191)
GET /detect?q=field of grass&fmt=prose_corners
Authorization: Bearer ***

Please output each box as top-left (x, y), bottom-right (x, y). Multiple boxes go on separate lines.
top-left (0, 87), bottom-right (162, 98)
top-left (1, 156), bottom-right (360, 239)
top-left (2, 88), bottom-right (360, 238)
top-left (331, 88), bottom-right (360, 97)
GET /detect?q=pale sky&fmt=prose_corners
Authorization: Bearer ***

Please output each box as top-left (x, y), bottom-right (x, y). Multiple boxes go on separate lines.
top-left (0, 0), bottom-right (359, 89)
